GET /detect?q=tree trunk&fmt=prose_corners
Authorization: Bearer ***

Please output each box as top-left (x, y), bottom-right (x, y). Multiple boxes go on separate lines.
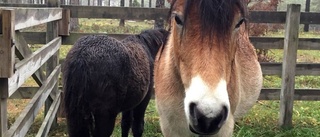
top-left (70, 0), bottom-right (80, 31)
top-left (304, 0), bottom-right (310, 32)
top-left (149, 0), bottom-right (152, 7)
top-left (154, 0), bottom-right (165, 29)
top-left (119, 0), bottom-right (125, 27)
top-left (60, 0), bottom-right (65, 5)
top-left (141, 0), bottom-right (144, 7)
top-left (98, 0), bottom-right (102, 6)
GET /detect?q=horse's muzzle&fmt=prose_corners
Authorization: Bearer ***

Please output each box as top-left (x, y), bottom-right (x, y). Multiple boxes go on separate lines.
top-left (188, 103), bottom-right (228, 135)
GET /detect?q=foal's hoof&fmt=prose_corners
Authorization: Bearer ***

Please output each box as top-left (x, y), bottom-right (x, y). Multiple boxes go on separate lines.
top-left (188, 103), bottom-right (228, 135)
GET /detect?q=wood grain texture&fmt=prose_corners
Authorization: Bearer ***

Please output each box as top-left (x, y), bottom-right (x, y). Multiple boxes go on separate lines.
top-left (4, 66), bottom-right (60, 137)
top-left (8, 37), bottom-right (61, 97)
top-left (14, 8), bottom-right (62, 30)
top-left (36, 91), bottom-right (61, 137)
top-left (14, 31), bottom-right (46, 86)
top-left (0, 9), bottom-right (15, 78)
top-left (279, 4), bottom-right (301, 128)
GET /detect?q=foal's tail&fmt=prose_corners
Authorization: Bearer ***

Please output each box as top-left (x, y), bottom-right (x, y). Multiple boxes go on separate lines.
top-left (63, 58), bottom-right (94, 137)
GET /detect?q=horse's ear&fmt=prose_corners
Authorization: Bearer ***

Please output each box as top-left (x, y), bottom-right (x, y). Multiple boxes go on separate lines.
top-left (167, 0), bottom-right (172, 4)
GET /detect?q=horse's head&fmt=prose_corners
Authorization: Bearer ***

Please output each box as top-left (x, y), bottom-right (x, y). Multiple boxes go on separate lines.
top-left (167, 0), bottom-right (248, 135)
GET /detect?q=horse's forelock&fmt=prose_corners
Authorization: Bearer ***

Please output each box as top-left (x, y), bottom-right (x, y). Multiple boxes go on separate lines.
top-left (181, 0), bottom-right (247, 39)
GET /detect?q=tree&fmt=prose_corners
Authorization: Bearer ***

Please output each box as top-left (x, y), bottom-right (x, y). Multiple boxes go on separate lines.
top-left (304, 0), bottom-right (310, 32)
top-left (119, 0), bottom-right (125, 27)
top-left (154, 0), bottom-right (165, 29)
top-left (97, 0), bottom-right (102, 6)
top-left (70, 0), bottom-right (80, 31)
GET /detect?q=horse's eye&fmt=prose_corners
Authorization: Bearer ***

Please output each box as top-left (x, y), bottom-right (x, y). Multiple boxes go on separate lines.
top-left (235, 18), bottom-right (245, 29)
top-left (174, 15), bottom-right (184, 26)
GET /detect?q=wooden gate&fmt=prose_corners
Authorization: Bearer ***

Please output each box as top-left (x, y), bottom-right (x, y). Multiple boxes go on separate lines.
top-left (0, 0), bottom-right (67, 136)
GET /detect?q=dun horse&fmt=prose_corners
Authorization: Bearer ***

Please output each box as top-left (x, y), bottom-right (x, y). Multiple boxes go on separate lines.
top-left (63, 29), bottom-right (168, 137)
top-left (154, 0), bottom-right (262, 136)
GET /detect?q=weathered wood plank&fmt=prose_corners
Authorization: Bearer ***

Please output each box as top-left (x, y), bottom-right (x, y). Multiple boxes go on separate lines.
top-left (12, 86), bottom-right (320, 101)
top-left (14, 31), bottom-right (46, 86)
top-left (251, 37), bottom-right (320, 50)
top-left (21, 32), bottom-right (320, 50)
top-left (58, 9), bottom-right (70, 36)
top-left (261, 63), bottom-right (320, 76)
top-left (248, 11), bottom-right (320, 24)
top-left (36, 91), bottom-right (61, 137)
top-left (259, 89), bottom-right (320, 100)
top-left (0, 79), bottom-right (9, 137)
top-left (8, 37), bottom-right (61, 97)
top-left (14, 31), bottom-right (57, 101)
top-left (21, 32), bottom-right (46, 44)
top-left (0, 9), bottom-right (15, 78)
top-left (64, 5), bottom-right (168, 20)
top-left (279, 4), bottom-right (301, 128)
top-left (0, 4), bottom-right (47, 7)
top-left (249, 11), bottom-right (286, 23)
top-left (13, 8), bottom-right (62, 30)
top-left (45, 0), bottom-right (60, 128)
top-left (4, 66), bottom-right (60, 137)
top-left (10, 87), bottom-right (43, 99)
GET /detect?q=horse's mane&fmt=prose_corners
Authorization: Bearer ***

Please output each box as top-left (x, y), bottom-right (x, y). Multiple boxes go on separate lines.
top-left (137, 29), bottom-right (169, 57)
top-left (169, 0), bottom-right (247, 39)
top-left (138, 29), bottom-right (168, 48)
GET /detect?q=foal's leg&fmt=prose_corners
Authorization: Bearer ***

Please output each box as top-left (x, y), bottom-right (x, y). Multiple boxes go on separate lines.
top-left (93, 110), bottom-right (117, 137)
top-left (132, 89), bottom-right (152, 137)
top-left (121, 111), bottom-right (133, 137)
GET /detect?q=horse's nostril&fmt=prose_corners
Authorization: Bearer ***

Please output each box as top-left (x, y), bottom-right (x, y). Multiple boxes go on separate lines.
top-left (189, 104), bottom-right (229, 135)
top-left (189, 102), bottom-right (199, 125)
top-left (218, 105), bottom-right (228, 128)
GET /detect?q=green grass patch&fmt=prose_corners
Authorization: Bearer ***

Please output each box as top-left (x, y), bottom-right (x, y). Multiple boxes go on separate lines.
top-left (44, 100), bottom-right (320, 137)
top-left (77, 19), bottom-right (154, 34)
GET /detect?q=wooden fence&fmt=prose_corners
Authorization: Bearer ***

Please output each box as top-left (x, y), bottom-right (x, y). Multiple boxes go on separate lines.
top-left (0, 0), bottom-right (66, 136)
top-left (0, 3), bottom-right (319, 135)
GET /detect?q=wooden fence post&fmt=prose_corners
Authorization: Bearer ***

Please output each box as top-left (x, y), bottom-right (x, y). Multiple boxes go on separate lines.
top-left (279, 4), bottom-right (301, 128)
top-left (0, 79), bottom-right (8, 137)
top-left (58, 9), bottom-right (70, 36)
top-left (46, 0), bottom-right (60, 128)
top-left (0, 9), bottom-right (15, 137)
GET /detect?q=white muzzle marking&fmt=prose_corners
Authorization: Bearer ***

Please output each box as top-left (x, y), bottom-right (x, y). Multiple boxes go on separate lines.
top-left (184, 75), bottom-right (230, 123)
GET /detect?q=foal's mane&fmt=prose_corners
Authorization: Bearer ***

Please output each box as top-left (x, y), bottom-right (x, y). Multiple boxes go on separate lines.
top-left (169, 0), bottom-right (247, 39)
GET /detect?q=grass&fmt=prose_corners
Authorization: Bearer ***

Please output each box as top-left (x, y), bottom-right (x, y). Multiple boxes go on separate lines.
top-left (8, 19), bottom-right (320, 137)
